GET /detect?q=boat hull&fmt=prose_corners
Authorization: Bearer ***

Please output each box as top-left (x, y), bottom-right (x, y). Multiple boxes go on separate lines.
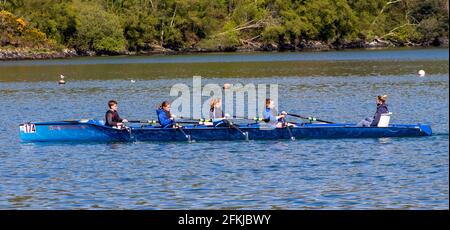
top-left (19, 120), bottom-right (432, 142)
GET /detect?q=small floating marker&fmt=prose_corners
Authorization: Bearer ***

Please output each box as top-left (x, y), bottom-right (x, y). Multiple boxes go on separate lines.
top-left (417, 70), bottom-right (426, 77)
top-left (58, 74), bottom-right (66, 84)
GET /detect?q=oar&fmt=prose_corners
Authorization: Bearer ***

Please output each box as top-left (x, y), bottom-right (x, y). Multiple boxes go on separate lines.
top-left (126, 120), bottom-right (158, 124)
top-left (127, 119), bottom-right (205, 125)
top-left (228, 123), bottom-right (249, 141)
top-left (177, 117), bottom-right (214, 124)
top-left (282, 117), bottom-right (295, 141)
top-left (232, 116), bottom-right (264, 122)
top-left (177, 121), bottom-right (214, 125)
top-left (182, 117), bottom-right (249, 140)
top-left (176, 126), bottom-right (192, 142)
top-left (287, 113), bottom-right (334, 124)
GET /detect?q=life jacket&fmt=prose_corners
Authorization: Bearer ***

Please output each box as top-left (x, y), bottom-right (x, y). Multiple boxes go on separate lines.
top-left (105, 109), bottom-right (121, 126)
top-left (156, 108), bottom-right (173, 127)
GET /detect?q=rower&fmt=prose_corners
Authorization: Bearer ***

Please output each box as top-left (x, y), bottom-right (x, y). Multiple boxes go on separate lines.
top-left (263, 98), bottom-right (287, 128)
top-left (156, 101), bottom-right (177, 128)
top-left (105, 100), bottom-right (128, 128)
top-left (262, 99), bottom-right (296, 128)
top-left (208, 98), bottom-right (231, 127)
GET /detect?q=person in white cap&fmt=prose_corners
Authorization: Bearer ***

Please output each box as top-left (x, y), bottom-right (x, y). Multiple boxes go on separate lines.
top-left (223, 83), bottom-right (231, 90)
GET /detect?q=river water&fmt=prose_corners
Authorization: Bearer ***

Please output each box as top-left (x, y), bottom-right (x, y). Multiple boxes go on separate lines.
top-left (0, 48), bottom-right (448, 209)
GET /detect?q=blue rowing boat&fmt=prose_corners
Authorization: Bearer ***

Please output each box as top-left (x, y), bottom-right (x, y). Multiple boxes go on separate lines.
top-left (19, 119), bottom-right (432, 142)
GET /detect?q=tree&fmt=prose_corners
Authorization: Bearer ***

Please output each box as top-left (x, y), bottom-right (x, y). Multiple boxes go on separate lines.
top-left (70, 0), bottom-right (127, 54)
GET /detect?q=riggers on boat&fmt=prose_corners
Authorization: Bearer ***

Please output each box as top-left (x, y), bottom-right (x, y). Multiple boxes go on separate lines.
top-left (19, 119), bottom-right (432, 142)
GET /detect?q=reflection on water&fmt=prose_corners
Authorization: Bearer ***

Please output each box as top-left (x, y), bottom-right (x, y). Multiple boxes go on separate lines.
top-left (0, 48), bottom-right (448, 82)
top-left (0, 49), bottom-right (448, 209)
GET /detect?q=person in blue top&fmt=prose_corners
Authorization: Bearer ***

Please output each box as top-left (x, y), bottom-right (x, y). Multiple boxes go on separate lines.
top-left (263, 98), bottom-right (288, 128)
top-left (357, 95), bottom-right (389, 127)
top-left (156, 101), bottom-right (177, 128)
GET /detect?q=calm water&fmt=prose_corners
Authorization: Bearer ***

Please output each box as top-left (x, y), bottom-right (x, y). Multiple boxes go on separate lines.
top-left (0, 48), bottom-right (448, 209)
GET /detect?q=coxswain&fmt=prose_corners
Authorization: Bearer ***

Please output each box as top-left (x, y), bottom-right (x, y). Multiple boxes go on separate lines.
top-left (357, 95), bottom-right (389, 127)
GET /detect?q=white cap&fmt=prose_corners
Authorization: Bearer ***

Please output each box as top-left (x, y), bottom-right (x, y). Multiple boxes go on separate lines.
top-left (60, 74), bottom-right (65, 79)
top-left (223, 83), bottom-right (231, 89)
top-left (418, 70), bottom-right (425, 77)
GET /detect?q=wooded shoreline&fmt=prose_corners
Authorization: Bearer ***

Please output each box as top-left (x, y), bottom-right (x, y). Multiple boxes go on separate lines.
top-left (1, 0), bottom-right (448, 61)
top-left (1, 38), bottom-right (448, 61)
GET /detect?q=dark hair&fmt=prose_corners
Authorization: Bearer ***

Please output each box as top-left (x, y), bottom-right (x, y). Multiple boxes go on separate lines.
top-left (108, 100), bottom-right (117, 108)
top-left (377, 95), bottom-right (388, 103)
top-left (265, 98), bottom-right (271, 107)
top-left (160, 101), bottom-right (170, 109)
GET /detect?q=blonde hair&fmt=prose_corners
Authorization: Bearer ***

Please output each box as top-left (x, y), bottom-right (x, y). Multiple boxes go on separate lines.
top-left (210, 98), bottom-right (221, 111)
top-left (377, 95), bottom-right (388, 103)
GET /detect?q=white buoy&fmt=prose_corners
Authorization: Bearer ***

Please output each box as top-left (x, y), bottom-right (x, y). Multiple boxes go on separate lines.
top-left (418, 70), bottom-right (426, 77)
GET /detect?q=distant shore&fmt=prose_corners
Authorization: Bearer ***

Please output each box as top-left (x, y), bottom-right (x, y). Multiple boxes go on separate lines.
top-left (1, 38), bottom-right (448, 61)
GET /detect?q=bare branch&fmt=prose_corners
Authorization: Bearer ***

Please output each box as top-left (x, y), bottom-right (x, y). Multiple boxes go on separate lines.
top-left (170, 4), bottom-right (177, 28)
top-left (381, 23), bottom-right (418, 38)
top-left (371, 0), bottom-right (402, 27)
top-left (212, 19), bottom-right (266, 38)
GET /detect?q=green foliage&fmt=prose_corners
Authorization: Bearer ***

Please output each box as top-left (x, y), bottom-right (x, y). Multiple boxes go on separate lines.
top-left (70, 0), bottom-right (126, 53)
top-left (1, 0), bottom-right (448, 52)
top-left (0, 10), bottom-right (55, 49)
top-left (10, 0), bottom-right (78, 45)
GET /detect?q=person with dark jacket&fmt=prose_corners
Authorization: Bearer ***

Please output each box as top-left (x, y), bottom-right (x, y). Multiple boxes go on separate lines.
top-left (370, 95), bottom-right (389, 127)
top-left (105, 100), bottom-right (128, 127)
top-left (357, 95), bottom-right (389, 127)
top-left (156, 101), bottom-right (176, 128)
